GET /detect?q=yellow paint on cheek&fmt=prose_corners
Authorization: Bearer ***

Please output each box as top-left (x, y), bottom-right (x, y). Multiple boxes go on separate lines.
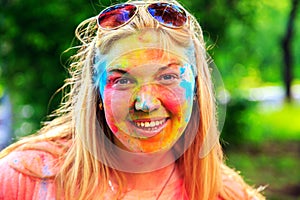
top-left (138, 101), bottom-right (191, 153)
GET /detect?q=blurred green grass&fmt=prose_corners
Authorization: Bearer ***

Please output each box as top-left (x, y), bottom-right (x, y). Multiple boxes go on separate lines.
top-left (254, 103), bottom-right (300, 141)
top-left (225, 102), bottom-right (300, 200)
top-left (227, 150), bottom-right (300, 200)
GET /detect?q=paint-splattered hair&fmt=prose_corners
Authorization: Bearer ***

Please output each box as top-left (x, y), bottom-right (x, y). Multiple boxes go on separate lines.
top-left (0, 0), bottom-right (265, 199)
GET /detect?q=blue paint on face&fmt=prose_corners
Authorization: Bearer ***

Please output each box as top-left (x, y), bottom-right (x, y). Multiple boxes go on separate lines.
top-left (135, 95), bottom-right (151, 111)
top-left (179, 64), bottom-right (195, 123)
top-left (180, 67), bottom-right (186, 77)
top-left (185, 45), bottom-right (197, 76)
top-left (180, 79), bottom-right (195, 123)
top-left (141, 102), bottom-right (148, 111)
top-left (93, 60), bottom-right (108, 98)
top-left (179, 64), bottom-right (195, 99)
top-left (180, 79), bottom-right (193, 100)
top-left (99, 71), bottom-right (107, 98)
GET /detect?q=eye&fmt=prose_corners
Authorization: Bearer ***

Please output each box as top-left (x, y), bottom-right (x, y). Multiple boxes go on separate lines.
top-left (158, 74), bottom-right (179, 85)
top-left (162, 74), bottom-right (174, 80)
top-left (115, 78), bottom-right (131, 85)
top-left (113, 77), bottom-right (135, 89)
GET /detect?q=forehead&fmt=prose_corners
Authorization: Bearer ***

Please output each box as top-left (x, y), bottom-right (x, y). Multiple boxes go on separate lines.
top-left (108, 49), bottom-right (187, 70)
top-left (104, 30), bottom-right (193, 66)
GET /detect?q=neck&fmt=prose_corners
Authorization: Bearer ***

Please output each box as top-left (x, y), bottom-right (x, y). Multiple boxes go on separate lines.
top-left (111, 150), bottom-right (179, 191)
top-left (121, 162), bottom-right (177, 190)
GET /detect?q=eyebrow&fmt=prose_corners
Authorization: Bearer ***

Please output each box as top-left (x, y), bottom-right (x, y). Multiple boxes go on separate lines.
top-left (107, 68), bottom-right (128, 75)
top-left (107, 62), bottom-right (181, 75)
top-left (154, 62), bottom-right (181, 74)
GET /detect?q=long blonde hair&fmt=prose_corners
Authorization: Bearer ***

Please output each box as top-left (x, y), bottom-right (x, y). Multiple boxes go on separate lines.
top-left (0, 0), bottom-right (265, 199)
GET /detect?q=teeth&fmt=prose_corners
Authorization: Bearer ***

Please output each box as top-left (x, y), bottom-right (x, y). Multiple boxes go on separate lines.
top-left (145, 122), bottom-right (150, 127)
top-left (134, 119), bottom-right (166, 128)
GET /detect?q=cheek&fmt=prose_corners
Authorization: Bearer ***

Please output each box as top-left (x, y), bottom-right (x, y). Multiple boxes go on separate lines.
top-left (160, 90), bottom-right (181, 114)
top-left (158, 81), bottom-right (194, 114)
top-left (102, 88), bottom-right (132, 132)
top-left (102, 89), bottom-right (118, 132)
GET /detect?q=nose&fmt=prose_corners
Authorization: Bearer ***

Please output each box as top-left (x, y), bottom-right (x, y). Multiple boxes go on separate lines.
top-left (134, 85), bottom-right (161, 112)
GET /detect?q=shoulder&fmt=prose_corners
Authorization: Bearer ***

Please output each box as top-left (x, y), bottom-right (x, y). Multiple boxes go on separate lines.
top-left (0, 139), bottom-right (70, 200)
top-left (220, 164), bottom-right (265, 200)
top-left (0, 139), bottom-right (70, 177)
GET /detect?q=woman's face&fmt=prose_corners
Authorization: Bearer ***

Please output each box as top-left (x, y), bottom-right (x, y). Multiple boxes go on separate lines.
top-left (96, 31), bottom-right (196, 153)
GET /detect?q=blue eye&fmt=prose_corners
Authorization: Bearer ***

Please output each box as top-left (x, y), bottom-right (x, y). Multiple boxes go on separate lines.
top-left (113, 77), bottom-right (135, 89)
top-left (115, 78), bottom-right (131, 84)
top-left (158, 74), bottom-right (179, 84)
top-left (162, 74), bottom-right (175, 80)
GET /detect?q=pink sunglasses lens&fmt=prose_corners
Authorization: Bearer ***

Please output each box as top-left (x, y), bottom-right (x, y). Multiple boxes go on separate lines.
top-left (98, 4), bottom-right (137, 29)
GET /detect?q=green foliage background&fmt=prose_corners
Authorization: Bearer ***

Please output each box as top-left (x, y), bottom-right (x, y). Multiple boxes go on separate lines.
top-left (1, 0), bottom-right (299, 136)
top-left (0, 0), bottom-right (299, 199)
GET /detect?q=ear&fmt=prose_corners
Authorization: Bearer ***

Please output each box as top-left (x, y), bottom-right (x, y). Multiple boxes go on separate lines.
top-left (194, 76), bottom-right (198, 100)
top-left (99, 102), bottom-right (103, 110)
top-left (98, 94), bottom-right (103, 110)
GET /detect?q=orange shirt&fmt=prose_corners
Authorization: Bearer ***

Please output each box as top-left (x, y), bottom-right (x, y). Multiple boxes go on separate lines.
top-left (0, 141), bottom-right (225, 200)
top-left (0, 145), bottom-right (58, 199)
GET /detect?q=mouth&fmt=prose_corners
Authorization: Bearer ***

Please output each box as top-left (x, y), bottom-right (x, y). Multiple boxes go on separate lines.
top-left (129, 118), bottom-right (169, 138)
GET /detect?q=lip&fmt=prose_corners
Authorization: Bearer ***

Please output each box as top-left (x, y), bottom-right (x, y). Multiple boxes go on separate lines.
top-left (128, 117), bottom-right (169, 138)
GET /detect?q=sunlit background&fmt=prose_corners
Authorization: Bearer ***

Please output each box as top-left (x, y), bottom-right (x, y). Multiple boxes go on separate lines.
top-left (0, 0), bottom-right (299, 199)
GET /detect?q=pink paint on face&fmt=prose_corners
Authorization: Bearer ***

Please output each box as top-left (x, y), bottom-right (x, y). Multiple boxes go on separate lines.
top-left (98, 32), bottom-right (195, 153)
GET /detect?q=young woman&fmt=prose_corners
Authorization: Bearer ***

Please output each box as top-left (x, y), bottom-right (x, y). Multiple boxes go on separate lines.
top-left (0, 0), bottom-right (265, 199)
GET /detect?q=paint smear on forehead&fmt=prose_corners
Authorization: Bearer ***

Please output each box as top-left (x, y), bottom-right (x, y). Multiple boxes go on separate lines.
top-left (109, 49), bottom-right (183, 69)
top-left (137, 30), bottom-right (158, 43)
top-left (106, 30), bottom-right (195, 64)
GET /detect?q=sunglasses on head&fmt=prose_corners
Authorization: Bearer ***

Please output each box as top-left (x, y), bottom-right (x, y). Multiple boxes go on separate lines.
top-left (97, 2), bottom-right (187, 30)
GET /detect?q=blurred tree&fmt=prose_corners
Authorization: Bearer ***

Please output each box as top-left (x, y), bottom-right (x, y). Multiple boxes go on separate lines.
top-left (182, 0), bottom-right (257, 47)
top-left (0, 0), bottom-right (119, 137)
top-left (282, 0), bottom-right (299, 101)
top-left (1, 0), bottom-right (298, 145)
top-left (1, 0), bottom-right (258, 138)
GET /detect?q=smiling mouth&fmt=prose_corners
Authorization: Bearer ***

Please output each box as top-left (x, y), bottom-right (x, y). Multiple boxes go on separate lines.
top-left (135, 118), bottom-right (166, 129)
top-left (129, 118), bottom-right (168, 137)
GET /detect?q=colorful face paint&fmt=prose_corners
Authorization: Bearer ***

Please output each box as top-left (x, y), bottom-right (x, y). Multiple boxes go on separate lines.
top-left (95, 31), bottom-right (196, 153)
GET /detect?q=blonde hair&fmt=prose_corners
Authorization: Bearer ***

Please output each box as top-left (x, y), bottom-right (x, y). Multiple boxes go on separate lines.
top-left (0, 0), bottom-right (265, 199)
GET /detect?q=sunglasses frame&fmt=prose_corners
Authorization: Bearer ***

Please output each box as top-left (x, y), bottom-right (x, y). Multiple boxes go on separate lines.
top-left (97, 2), bottom-right (188, 30)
